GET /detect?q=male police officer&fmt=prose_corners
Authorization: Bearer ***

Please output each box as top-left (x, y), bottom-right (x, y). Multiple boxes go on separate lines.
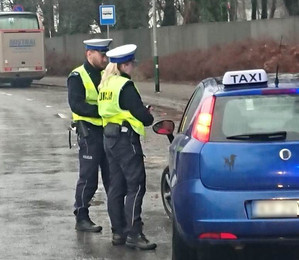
top-left (67, 38), bottom-right (112, 232)
top-left (98, 44), bottom-right (156, 250)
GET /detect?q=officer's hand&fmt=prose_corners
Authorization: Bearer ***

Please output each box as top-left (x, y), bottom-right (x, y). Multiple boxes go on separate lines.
top-left (146, 105), bottom-right (153, 112)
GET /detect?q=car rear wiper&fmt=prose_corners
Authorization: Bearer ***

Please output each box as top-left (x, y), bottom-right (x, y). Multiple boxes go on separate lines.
top-left (226, 131), bottom-right (287, 141)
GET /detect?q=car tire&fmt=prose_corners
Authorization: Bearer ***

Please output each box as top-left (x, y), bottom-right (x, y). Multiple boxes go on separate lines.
top-left (172, 220), bottom-right (197, 260)
top-left (161, 166), bottom-right (173, 219)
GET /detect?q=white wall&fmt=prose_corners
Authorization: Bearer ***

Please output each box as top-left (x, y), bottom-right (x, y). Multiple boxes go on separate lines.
top-left (45, 16), bottom-right (299, 64)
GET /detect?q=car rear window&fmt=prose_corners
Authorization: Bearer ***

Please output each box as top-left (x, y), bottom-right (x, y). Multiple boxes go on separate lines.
top-left (210, 94), bottom-right (299, 141)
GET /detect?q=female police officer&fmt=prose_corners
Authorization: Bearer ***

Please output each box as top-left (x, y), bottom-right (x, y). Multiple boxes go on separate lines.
top-left (98, 44), bottom-right (156, 250)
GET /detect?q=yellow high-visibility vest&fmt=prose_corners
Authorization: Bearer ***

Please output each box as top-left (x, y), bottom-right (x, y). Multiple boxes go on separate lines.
top-left (98, 75), bottom-right (145, 136)
top-left (70, 65), bottom-right (102, 126)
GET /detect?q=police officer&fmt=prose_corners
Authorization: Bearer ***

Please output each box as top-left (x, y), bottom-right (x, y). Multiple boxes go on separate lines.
top-left (67, 38), bottom-right (112, 232)
top-left (98, 44), bottom-right (156, 250)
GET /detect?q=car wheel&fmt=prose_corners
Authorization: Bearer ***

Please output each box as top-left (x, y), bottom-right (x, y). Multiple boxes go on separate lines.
top-left (172, 220), bottom-right (197, 260)
top-left (161, 166), bottom-right (172, 219)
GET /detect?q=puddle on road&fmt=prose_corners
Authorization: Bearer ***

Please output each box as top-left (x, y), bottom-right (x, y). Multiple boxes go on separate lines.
top-left (3, 171), bottom-right (13, 175)
top-left (29, 199), bottom-right (65, 211)
top-left (18, 169), bottom-right (61, 175)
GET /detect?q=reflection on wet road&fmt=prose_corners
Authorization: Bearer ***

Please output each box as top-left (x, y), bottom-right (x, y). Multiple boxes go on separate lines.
top-left (0, 85), bottom-right (178, 260)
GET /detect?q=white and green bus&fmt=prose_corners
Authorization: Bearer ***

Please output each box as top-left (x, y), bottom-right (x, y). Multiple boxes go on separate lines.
top-left (0, 11), bottom-right (46, 87)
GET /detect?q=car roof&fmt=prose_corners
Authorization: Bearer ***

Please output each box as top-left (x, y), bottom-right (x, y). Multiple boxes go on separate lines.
top-left (199, 73), bottom-right (299, 95)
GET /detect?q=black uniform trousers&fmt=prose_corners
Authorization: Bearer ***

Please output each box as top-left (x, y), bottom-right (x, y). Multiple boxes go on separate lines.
top-left (74, 123), bottom-right (110, 221)
top-left (104, 125), bottom-right (146, 236)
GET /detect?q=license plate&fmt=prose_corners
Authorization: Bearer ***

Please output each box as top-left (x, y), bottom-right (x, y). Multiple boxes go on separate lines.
top-left (252, 200), bottom-right (298, 218)
top-left (19, 67), bottom-right (29, 71)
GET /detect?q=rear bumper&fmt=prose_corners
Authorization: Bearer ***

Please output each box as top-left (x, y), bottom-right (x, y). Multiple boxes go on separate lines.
top-left (0, 70), bottom-right (46, 81)
top-left (172, 179), bottom-right (299, 246)
top-left (195, 236), bottom-right (299, 246)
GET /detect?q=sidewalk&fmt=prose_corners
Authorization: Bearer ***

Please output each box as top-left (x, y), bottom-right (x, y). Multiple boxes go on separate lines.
top-left (33, 76), bottom-right (196, 112)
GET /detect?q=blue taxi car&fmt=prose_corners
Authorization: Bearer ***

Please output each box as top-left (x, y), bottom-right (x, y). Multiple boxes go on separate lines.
top-left (153, 69), bottom-right (299, 260)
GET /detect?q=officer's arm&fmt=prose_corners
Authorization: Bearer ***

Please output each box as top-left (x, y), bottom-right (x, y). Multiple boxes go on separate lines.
top-left (119, 82), bottom-right (154, 126)
top-left (67, 73), bottom-right (100, 118)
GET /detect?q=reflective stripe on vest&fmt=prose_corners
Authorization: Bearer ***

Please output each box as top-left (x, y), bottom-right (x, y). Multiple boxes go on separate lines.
top-left (98, 75), bottom-right (145, 136)
top-left (69, 65), bottom-right (102, 126)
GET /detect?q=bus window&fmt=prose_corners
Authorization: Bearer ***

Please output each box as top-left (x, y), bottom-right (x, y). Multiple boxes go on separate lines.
top-left (0, 14), bottom-right (39, 30)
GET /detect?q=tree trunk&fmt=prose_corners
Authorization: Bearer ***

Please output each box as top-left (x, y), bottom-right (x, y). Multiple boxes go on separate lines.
top-left (251, 0), bottom-right (257, 20)
top-left (270, 0), bottom-right (277, 18)
top-left (57, 0), bottom-right (68, 35)
top-left (156, 0), bottom-right (164, 26)
top-left (184, 0), bottom-right (200, 24)
top-left (175, 0), bottom-right (184, 18)
top-left (238, 0), bottom-right (247, 20)
top-left (162, 0), bottom-right (176, 26)
top-left (283, 0), bottom-right (299, 15)
top-left (229, 0), bottom-right (238, 21)
top-left (43, 0), bottom-right (55, 37)
top-left (261, 0), bottom-right (268, 19)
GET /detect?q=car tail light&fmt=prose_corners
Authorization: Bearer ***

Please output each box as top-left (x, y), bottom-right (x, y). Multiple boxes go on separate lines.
top-left (191, 96), bottom-right (216, 142)
top-left (199, 232), bottom-right (237, 240)
top-left (35, 66), bottom-right (43, 71)
top-left (4, 67), bottom-right (12, 72)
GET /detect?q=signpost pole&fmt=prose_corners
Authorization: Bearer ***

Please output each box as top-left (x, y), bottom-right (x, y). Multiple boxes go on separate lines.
top-left (107, 25), bottom-right (109, 38)
top-left (152, 0), bottom-right (160, 93)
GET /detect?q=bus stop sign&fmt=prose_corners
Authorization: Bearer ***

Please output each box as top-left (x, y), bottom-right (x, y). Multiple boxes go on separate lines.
top-left (99, 5), bottom-right (116, 25)
top-left (13, 5), bottom-right (24, 12)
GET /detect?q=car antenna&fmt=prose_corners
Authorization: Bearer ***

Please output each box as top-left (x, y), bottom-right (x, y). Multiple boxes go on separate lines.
top-left (274, 36), bottom-right (283, 88)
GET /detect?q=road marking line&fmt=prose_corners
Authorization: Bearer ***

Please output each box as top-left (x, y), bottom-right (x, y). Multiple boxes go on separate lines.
top-left (57, 113), bottom-right (67, 118)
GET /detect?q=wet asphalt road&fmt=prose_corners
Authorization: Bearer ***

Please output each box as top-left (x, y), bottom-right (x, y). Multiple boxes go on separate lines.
top-left (0, 84), bottom-right (183, 260)
top-left (2, 84), bottom-right (299, 260)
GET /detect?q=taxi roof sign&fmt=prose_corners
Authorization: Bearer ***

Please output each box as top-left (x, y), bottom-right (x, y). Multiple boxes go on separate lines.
top-left (223, 69), bottom-right (268, 86)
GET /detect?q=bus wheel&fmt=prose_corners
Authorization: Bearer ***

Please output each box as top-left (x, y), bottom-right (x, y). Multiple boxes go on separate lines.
top-left (11, 79), bottom-right (32, 88)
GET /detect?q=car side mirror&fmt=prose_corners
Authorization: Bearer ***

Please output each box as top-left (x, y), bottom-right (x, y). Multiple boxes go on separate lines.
top-left (152, 120), bottom-right (175, 143)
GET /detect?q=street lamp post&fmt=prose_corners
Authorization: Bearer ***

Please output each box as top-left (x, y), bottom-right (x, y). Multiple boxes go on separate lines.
top-left (152, 0), bottom-right (160, 93)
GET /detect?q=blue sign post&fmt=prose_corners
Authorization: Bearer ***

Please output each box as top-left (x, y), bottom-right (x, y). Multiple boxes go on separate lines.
top-left (13, 4), bottom-right (24, 12)
top-left (99, 5), bottom-right (116, 38)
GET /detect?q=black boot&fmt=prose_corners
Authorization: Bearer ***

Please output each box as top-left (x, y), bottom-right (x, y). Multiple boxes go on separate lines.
top-left (126, 233), bottom-right (157, 250)
top-left (112, 233), bottom-right (126, 246)
top-left (75, 217), bottom-right (102, 232)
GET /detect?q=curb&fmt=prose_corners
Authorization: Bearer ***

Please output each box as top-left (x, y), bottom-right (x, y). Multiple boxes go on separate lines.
top-left (142, 94), bottom-right (186, 112)
top-left (33, 80), bottom-right (188, 112)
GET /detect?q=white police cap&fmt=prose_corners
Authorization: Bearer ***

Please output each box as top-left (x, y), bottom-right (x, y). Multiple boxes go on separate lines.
top-left (222, 69), bottom-right (268, 86)
top-left (106, 44), bottom-right (137, 63)
top-left (83, 38), bottom-right (112, 52)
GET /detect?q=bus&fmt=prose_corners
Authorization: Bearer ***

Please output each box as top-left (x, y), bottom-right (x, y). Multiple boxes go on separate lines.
top-left (0, 11), bottom-right (46, 87)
